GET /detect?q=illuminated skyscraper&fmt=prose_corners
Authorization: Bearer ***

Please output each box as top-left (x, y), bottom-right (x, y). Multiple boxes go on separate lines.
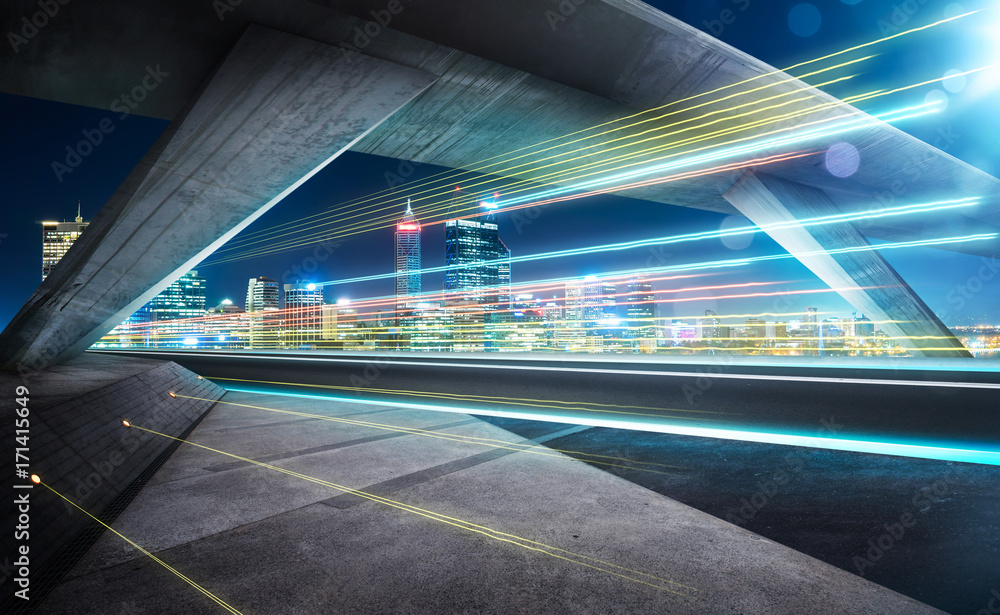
top-left (626, 279), bottom-right (655, 339)
top-left (581, 277), bottom-right (616, 336)
top-left (703, 309), bottom-right (721, 342)
top-left (284, 281), bottom-right (324, 347)
top-left (560, 281), bottom-right (587, 350)
top-left (149, 270), bottom-right (206, 347)
top-left (443, 218), bottom-right (510, 311)
top-left (803, 307), bottom-right (819, 334)
top-left (745, 318), bottom-right (766, 347)
top-left (246, 276), bottom-right (280, 348)
top-left (395, 200), bottom-right (421, 304)
top-left (564, 282), bottom-right (584, 322)
top-left (41, 201), bottom-right (89, 280)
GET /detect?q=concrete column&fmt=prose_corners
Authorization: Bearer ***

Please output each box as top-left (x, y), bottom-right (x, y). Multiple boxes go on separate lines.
top-left (722, 171), bottom-right (970, 358)
top-left (0, 25), bottom-right (436, 372)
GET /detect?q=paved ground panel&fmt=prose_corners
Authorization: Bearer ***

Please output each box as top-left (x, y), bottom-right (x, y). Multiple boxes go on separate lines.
top-left (36, 390), bottom-right (943, 614)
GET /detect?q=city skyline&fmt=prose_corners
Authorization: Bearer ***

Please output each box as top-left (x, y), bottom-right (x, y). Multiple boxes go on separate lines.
top-left (34, 195), bottom-right (1000, 357)
top-left (76, 196), bottom-right (998, 357)
top-left (4, 0), bottom-right (1000, 334)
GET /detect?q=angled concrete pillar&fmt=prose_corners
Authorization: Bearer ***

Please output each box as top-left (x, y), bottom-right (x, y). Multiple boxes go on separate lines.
top-left (722, 171), bottom-right (971, 358)
top-left (0, 25), bottom-right (436, 372)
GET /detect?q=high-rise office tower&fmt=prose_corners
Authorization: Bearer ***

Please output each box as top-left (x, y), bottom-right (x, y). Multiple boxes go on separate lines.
top-left (246, 276), bottom-right (280, 348)
top-left (394, 200), bottom-right (422, 345)
top-left (148, 270), bottom-right (206, 347)
top-left (284, 281), bottom-right (324, 347)
top-left (497, 240), bottom-right (511, 312)
top-left (112, 303), bottom-right (151, 348)
top-left (564, 281), bottom-right (584, 323)
top-left (443, 218), bottom-right (510, 311)
top-left (246, 276), bottom-right (280, 312)
top-left (745, 318), bottom-right (767, 347)
top-left (204, 299), bottom-right (245, 350)
top-left (395, 200), bottom-right (422, 305)
top-left (703, 309), bottom-right (721, 342)
top-left (41, 202), bottom-right (89, 280)
top-left (580, 277), bottom-right (616, 335)
top-left (559, 280), bottom-right (588, 350)
top-left (625, 279), bottom-right (655, 339)
top-left (803, 307), bottom-right (819, 333)
top-left (854, 314), bottom-right (875, 340)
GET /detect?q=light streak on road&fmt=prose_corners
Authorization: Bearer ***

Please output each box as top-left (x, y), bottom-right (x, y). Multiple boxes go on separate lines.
top-left (123, 420), bottom-right (698, 595)
top-left (32, 476), bottom-right (244, 615)
top-left (213, 386), bottom-right (1000, 466)
top-left (175, 392), bottom-right (690, 475)
top-left (199, 377), bottom-right (725, 416)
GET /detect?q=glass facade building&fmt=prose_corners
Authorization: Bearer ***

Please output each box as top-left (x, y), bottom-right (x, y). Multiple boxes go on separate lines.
top-left (284, 281), bottom-right (324, 348)
top-left (625, 279), bottom-right (655, 340)
top-left (395, 201), bottom-right (422, 303)
top-left (246, 276), bottom-right (280, 348)
top-left (443, 218), bottom-right (511, 311)
top-left (41, 203), bottom-right (88, 280)
top-left (148, 270), bottom-right (206, 347)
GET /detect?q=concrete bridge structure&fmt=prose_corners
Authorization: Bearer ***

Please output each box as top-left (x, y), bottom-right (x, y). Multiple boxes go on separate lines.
top-left (3, 0), bottom-right (997, 369)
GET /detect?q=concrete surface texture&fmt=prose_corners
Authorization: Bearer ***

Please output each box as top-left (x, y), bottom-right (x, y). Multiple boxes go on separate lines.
top-left (1, 1), bottom-right (990, 371)
top-left (0, 354), bottom-right (224, 596)
top-left (34, 389), bottom-right (944, 614)
top-left (722, 171), bottom-right (969, 358)
top-left (2, 0), bottom-right (998, 246)
top-left (0, 24), bottom-right (435, 371)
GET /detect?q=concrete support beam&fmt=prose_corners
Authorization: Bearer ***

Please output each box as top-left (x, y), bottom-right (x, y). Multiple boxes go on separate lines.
top-left (722, 171), bottom-right (971, 358)
top-left (0, 24), bottom-right (436, 372)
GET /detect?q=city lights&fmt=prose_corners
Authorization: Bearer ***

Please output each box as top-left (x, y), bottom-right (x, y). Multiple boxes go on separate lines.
top-left (10, 5), bottom-right (1000, 615)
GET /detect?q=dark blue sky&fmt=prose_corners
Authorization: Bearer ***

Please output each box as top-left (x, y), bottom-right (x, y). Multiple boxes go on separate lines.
top-left (2, 0), bottom-right (998, 328)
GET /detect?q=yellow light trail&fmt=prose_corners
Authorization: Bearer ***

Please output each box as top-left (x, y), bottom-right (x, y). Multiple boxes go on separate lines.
top-left (174, 392), bottom-right (690, 475)
top-left (122, 421), bottom-right (699, 595)
top-left (30, 475), bottom-right (244, 615)
top-left (215, 67), bottom-right (861, 255)
top-left (222, 10), bottom-right (976, 251)
top-left (206, 66), bottom-right (976, 264)
top-left (212, 143), bottom-right (815, 261)
top-left (207, 11), bottom-right (975, 262)
top-left (202, 144), bottom-right (815, 266)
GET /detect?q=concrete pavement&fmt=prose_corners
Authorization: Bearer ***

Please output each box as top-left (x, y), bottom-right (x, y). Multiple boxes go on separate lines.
top-left (35, 389), bottom-right (942, 614)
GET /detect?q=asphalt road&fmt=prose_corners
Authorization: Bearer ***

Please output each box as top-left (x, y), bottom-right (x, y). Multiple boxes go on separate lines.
top-left (90, 350), bottom-right (1000, 454)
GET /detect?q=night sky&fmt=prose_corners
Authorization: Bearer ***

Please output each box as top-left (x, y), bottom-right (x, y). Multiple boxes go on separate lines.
top-left (2, 0), bottom-right (998, 330)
